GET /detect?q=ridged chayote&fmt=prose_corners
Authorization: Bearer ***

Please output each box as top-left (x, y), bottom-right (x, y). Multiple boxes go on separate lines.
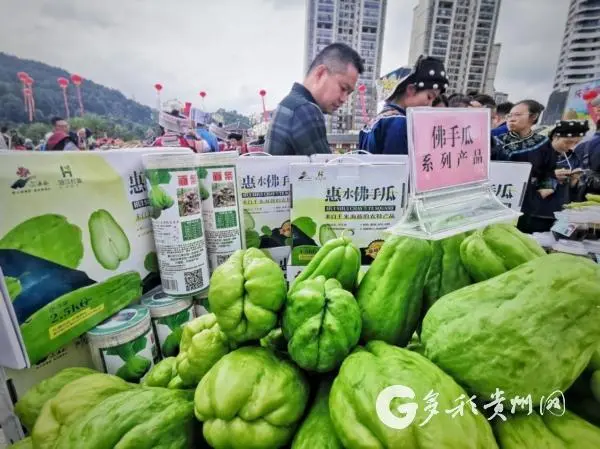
top-left (32, 373), bottom-right (133, 449)
top-left (329, 341), bottom-right (498, 449)
top-left (175, 313), bottom-right (230, 388)
top-left (422, 253), bottom-right (600, 403)
top-left (208, 248), bottom-right (286, 343)
top-left (283, 276), bottom-right (361, 372)
top-left (194, 346), bottom-right (310, 449)
top-left (494, 410), bottom-right (600, 448)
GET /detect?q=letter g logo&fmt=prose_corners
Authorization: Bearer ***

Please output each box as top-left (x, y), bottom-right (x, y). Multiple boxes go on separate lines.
top-left (375, 385), bottom-right (419, 430)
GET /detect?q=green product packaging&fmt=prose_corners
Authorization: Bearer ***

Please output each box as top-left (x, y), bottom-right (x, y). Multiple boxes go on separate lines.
top-left (237, 155), bottom-right (309, 278)
top-left (86, 305), bottom-right (159, 383)
top-left (142, 153), bottom-right (210, 297)
top-left (141, 286), bottom-right (194, 358)
top-left (287, 156), bottom-right (408, 279)
top-left (196, 152), bottom-right (244, 273)
top-left (0, 148), bottom-right (184, 368)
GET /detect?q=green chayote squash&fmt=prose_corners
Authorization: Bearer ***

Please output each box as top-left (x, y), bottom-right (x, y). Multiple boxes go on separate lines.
top-left (288, 236), bottom-right (360, 294)
top-left (357, 236), bottom-right (432, 346)
top-left (459, 223), bottom-right (546, 282)
top-left (56, 388), bottom-right (198, 449)
top-left (291, 380), bottom-right (343, 449)
top-left (423, 233), bottom-right (471, 311)
top-left (208, 248), bottom-right (286, 343)
top-left (422, 253), bottom-right (600, 403)
top-left (32, 373), bottom-right (133, 449)
top-left (14, 367), bottom-right (96, 431)
top-left (195, 346), bottom-right (310, 449)
top-left (142, 357), bottom-right (180, 388)
top-left (283, 276), bottom-right (361, 372)
top-left (329, 341), bottom-right (498, 449)
top-left (260, 328), bottom-right (287, 353)
top-left (494, 410), bottom-right (600, 448)
top-left (175, 314), bottom-right (230, 388)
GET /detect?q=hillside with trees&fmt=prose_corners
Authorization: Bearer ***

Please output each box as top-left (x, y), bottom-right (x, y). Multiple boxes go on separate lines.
top-left (0, 52), bottom-right (253, 143)
top-left (0, 52), bottom-right (154, 127)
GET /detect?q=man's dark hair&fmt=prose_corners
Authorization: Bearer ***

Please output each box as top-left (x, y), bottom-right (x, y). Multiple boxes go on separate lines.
top-left (496, 102), bottom-right (514, 116)
top-left (0, 126), bottom-right (7, 133)
top-left (466, 90), bottom-right (479, 97)
top-left (473, 94), bottom-right (496, 108)
top-left (308, 43), bottom-right (364, 76)
top-left (51, 116), bottom-right (64, 126)
top-left (448, 94), bottom-right (472, 108)
top-left (515, 99), bottom-right (545, 124)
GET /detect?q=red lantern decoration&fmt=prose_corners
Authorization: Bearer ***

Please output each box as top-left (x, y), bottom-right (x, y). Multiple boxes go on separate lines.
top-left (17, 72), bottom-right (29, 83)
top-left (70, 74), bottom-right (85, 116)
top-left (154, 83), bottom-right (163, 92)
top-left (258, 89), bottom-right (268, 122)
top-left (57, 77), bottom-right (70, 119)
top-left (358, 84), bottom-right (367, 93)
top-left (70, 74), bottom-right (83, 86)
top-left (199, 91), bottom-right (206, 98)
top-left (57, 77), bottom-right (69, 88)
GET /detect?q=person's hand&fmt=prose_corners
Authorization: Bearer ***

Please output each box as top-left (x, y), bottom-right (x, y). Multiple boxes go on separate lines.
top-left (538, 189), bottom-right (554, 199)
top-left (569, 168), bottom-right (583, 187)
top-left (555, 168), bottom-right (571, 183)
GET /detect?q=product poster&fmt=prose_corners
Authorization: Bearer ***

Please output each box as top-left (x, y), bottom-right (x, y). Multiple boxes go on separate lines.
top-left (289, 161), bottom-right (407, 266)
top-left (237, 155), bottom-right (309, 274)
top-left (0, 148), bottom-right (173, 366)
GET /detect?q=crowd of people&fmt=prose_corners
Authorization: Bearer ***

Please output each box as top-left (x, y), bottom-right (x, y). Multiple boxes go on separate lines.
top-left (3, 41), bottom-right (599, 236)
top-left (1, 118), bottom-right (98, 151)
top-left (264, 42), bottom-right (600, 235)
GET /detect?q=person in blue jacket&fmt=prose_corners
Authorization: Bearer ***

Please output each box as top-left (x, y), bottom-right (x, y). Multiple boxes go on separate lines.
top-left (359, 55), bottom-right (449, 155)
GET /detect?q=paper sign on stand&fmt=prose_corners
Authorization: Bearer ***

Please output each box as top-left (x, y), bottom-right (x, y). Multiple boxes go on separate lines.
top-left (387, 108), bottom-right (521, 240)
top-left (489, 161), bottom-right (532, 211)
top-left (288, 155), bottom-right (408, 268)
top-left (237, 152), bottom-right (310, 277)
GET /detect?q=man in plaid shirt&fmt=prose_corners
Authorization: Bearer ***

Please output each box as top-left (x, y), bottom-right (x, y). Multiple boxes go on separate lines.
top-left (265, 43), bottom-right (364, 156)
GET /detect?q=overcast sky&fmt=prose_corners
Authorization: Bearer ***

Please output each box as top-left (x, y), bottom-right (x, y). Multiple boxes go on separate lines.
top-left (1, 0), bottom-right (569, 116)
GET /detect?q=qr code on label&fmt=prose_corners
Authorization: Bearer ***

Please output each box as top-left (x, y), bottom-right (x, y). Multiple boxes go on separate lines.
top-left (184, 268), bottom-right (204, 291)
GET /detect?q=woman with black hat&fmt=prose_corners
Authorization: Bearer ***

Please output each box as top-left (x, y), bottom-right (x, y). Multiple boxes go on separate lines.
top-left (506, 118), bottom-right (589, 233)
top-left (535, 120), bottom-right (590, 225)
top-left (358, 55), bottom-right (449, 155)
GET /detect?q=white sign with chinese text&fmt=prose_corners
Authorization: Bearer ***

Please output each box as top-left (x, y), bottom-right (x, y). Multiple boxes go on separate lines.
top-left (237, 155), bottom-right (309, 276)
top-left (289, 160), bottom-right (407, 267)
top-left (489, 161), bottom-right (532, 211)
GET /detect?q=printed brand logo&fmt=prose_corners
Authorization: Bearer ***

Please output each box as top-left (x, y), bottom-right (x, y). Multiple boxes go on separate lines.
top-left (376, 384), bottom-right (566, 430)
top-left (11, 166), bottom-right (34, 189)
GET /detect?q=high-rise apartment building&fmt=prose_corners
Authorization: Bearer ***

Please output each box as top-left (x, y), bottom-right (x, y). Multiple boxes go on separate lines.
top-left (408, 0), bottom-right (502, 95)
top-left (553, 0), bottom-right (600, 91)
top-left (305, 0), bottom-right (387, 133)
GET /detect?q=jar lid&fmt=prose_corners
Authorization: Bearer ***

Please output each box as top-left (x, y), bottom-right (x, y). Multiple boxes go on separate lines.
top-left (141, 288), bottom-right (193, 318)
top-left (87, 305), bottom-right (150, 340)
